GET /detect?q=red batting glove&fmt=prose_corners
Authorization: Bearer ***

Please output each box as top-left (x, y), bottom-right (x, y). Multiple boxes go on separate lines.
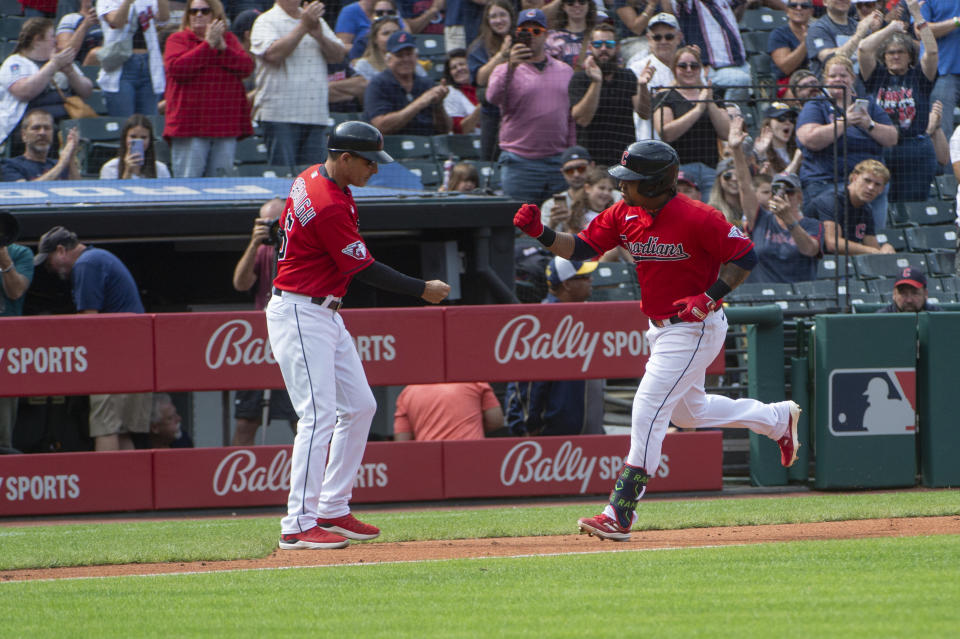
top-left (513, 203), bottom-right (544, 238)
top-left (673, 293), bottom-right (718, 323)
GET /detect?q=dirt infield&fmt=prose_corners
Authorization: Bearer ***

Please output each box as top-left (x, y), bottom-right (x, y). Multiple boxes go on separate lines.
top-left (3, 516), bottom-right (957, 583)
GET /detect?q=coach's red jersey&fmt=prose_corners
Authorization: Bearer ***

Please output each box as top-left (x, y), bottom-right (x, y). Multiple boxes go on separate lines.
top-left (272, 165), bottom-right (375, 298)
top-left (580, 193), bottom-right (754, 319)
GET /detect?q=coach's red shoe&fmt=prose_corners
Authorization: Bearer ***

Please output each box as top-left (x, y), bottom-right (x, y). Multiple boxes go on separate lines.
top-left (778, 401), bottom-right (802, 468)
top-left (278, 526), bottom-right (349, 550)
top-left (577, 514), bottom-right (631, 541)
top-left (317, 513), bottom-right (381, 540)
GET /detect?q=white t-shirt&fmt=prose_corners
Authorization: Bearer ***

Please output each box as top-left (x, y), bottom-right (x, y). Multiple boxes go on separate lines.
top-left (99, 157), bottom-right (171, 179)
top-left (96, 0), bottom-right (165, 94)
top-left (626, 52), bottom-right (674, 142)
top-left (251, 5), bottom-right (345, 125)
top-left (443, 85), bottom-right (478, 132)
top-left (0, 55), bottom-right (79, 144)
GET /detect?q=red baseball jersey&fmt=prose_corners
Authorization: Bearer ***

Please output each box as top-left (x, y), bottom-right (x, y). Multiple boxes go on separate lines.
top-left (272, 165), bottom-right (375, 298)
top-left (580, 193), bottom-right (754, 319)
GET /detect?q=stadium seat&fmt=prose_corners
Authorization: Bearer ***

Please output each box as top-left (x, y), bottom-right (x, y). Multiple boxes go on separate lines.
top-left (793, 279), bottom-right (838, 300)
top-left (80, 65), bottom-right (100, 83)
top-left (875, 227), bottom-right (907, 251)
top-left (330, 111), bottom-right (362, 126)
top-left (727, 281), bottom-right (796, 303)
top-left (0, 0), bottom-right (21, 14)
top-left (147, 114), bottom-right (165, 135)
top-left (940, 275), bottom-right (959, 295)
top-left (235, 164), bottom-right (292, 178)
top-left (816, 255), bottom-right (856, 279)
top-left (431, 134), bottom-right (482, 161)
top-left (383, 134), bottom-right (434, 159)
top-left (740, 8), bottom-right (786, 31)
top-left (414, 34), bottom-right (445, 58)
top-left (935, 173), bottom-right (958, 200)
top-left (153, 137), bottom-right (170, 165)
top-left (0, 41), bottom-right (15, 61)
top-left (475, 161), bottom-right (500, 191)
top-left (741, 30), bottom-right (769, 56)
top-left (234, 136), bottom-right (269, 164)
top-left (0, 16), bottom-right (26, 41)
top-left (852, 252), bottom-right (926, 279)
top-left (399, 159), bottom-right (442, 187)
top-left (926, 251), bottom-right (956, 276)
top-left (86, 91), bottom-right (107, 115)
top-left (849, 292), bottom-right (882, 306)
top-left (589, 262), bottom-right (639, 301)
top-left (61, 117), bottom-right (125, 141)
top-left (904, 225), bottom-right (958, 252)
top-left (897, 200), bottom-right (955, 226)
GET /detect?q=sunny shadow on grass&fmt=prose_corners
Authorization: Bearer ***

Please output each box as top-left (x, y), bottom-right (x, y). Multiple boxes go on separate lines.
top-left (0, 489), bottom-right (956, 570)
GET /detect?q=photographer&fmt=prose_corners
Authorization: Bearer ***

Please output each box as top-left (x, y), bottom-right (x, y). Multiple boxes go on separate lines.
top-left (0, 211), bottom-right (34, 452)
top-left (230, 197), bottom-right (298, 446)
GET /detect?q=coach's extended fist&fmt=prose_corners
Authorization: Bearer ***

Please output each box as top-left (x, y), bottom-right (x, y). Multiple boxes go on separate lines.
top-left (673, 293), bottom-right (718, 323)
top-left (514, 203), bottom-right (544, 238)
top-left (423, 280), bottom-right (451, 304)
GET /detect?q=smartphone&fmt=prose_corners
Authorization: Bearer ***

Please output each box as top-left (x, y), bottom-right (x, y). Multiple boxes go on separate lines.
top-left (771, 183), bottom-right (784, 197)
top-left (129, 138), bottom-right (145, 165)
top-left (515, 30), bottom-right (532, 46)
top-left (853, 98), bottom-right (869, 113)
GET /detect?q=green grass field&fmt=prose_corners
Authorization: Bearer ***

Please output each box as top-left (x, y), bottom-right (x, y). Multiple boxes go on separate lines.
top-left (1, 490), bottom-right (958, 638)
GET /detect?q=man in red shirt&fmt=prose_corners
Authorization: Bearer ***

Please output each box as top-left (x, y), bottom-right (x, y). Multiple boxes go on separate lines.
top-left (267, 121), bottom-right (450, 550)
top-left (514, 139), bottom-right (802, 542)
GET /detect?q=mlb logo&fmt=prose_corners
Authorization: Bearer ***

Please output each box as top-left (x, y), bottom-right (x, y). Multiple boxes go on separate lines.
top-left (828, 368), bottom-right (916, 436)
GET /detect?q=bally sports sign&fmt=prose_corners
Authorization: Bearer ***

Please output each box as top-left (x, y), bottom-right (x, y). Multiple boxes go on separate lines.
top-left (0, 434), bottom-right (721, 515)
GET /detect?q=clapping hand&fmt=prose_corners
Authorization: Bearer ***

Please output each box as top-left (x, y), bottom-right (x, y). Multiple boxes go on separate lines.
top-left (206, 18), bottom-right (227, 49)
top-left (52, 46), bottom-right (78, 69)
top-left (584, 54), bottom-right (603, 83)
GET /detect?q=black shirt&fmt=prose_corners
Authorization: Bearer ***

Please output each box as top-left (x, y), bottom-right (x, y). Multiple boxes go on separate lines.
top-left (568, 67), bottom-right (638, 167)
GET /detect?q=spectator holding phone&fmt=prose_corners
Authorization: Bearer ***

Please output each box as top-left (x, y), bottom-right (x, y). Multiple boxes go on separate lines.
top-left (859, 0), bottom-right (949, 204)
top-left (796, 54), bottom-right (897, 214)
top-left (99, 113), bottom-right (170, 178)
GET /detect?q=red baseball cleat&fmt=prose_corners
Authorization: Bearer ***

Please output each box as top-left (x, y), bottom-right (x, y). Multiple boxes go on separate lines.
top-left (577, 514), bottom-right (631, 541)
top-left (317, 513), bottom-right (381, 540)
top-left (278, 526), bottom-right (349, 550)
top-left (778, 401), bottom-right (802, 468)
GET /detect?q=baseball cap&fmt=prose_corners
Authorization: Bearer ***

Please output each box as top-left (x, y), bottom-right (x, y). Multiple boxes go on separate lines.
top-left (771, 173), bottom-right (801, 190)
top-left (33, 225), bottom-right (78, 266)
top-left (596, 8), bottom-right (614, 24)
top-left (894, 266), bottom-right (927, 290)
top-left (546, 256), bottom-right (598, 286)
top-left (517, 8), bottom-right (547, 27)
top-left (230, 9), bottom-right (260, 40)
top-left (386, 30), bottom-right (417, 54)
top-left (677, 170), bottom-right (698, 189)
top-left (561, 145), bottom-right (591, 166)
top-left (647, 13), bottom-right (680, 30)
top-left (764, 102), bottom-right (797, 120)
top-left (716, 158), bottom-right (735, 175)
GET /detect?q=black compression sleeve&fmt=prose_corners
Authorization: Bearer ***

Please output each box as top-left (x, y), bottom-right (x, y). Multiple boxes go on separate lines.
top-left (570, 236), bottom-right (601, 261)
top-left (731, 248), bottom-right (758, 271)
top-left (353, 261), bottom-right (425, 298)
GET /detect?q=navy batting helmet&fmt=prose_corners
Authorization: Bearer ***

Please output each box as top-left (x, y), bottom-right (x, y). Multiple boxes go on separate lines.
top-left (608, 140), bottom-right (679, 197)
top-left (328, 121), bottom-right (394, 163)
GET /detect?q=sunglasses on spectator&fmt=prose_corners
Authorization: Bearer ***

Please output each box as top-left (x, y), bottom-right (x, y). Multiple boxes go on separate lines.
top-left (721, 171), bottom-right (736, 181)
top-left (650, 33), bottom-right (676, 41)
top-left (374, 8), bottom-right (397, 16)
top-left (517, 26), bottom-right (546, 36)
top-left (189, 6), bottom-right (212, 14)
top-left (591, 39), bottom-right (617, 49)
top-left (775, 114), bottom-right (797, 123)
top-left (676, 61), bottom-right (701, 70)
top-left (787, 2), bottom-right (813, 8)
top-left (563, 164), bottom-right (588, 176)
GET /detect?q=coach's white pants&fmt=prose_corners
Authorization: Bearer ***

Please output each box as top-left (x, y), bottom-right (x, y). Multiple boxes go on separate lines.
top-left (266, 294), bottom-right (377, 534)
top-left (626, 310), bottom-right (791, 473)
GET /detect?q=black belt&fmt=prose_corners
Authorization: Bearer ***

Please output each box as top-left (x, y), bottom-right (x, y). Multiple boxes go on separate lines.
top-left (272, 287), bottom-right (342, 312)
top-left (650, 315), bottom-right (683, 328)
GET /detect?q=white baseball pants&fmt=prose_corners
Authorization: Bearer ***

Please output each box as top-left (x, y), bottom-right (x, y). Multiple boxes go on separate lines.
top-left (266, 293), bottom-right (377, 535)
top-left (627, 309), bottom-right (791, 473)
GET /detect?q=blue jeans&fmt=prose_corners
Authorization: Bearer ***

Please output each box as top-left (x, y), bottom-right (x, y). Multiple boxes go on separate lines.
top-left (171, 137), bottom-right (238, 177)
top-left (498, 151), bottom-right (567, 204)
top-left (680, 162), bottom-right (717, 200)
top-left (884, 136), bottom-right (937, 203)
top-left (259, 121), bottom-right (327, 167)
top-left (931, 73), bottom-right (960, 139)
top-left (104, 53), bottom-right (158, 118)
top-left (707, 63), bottom-right (752, 104)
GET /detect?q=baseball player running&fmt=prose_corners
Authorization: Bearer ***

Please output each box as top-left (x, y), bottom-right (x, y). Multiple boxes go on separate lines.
top-left (268, 121), bottom-right (450, 550)
top-left (514, 139), bottom-right (801, 542)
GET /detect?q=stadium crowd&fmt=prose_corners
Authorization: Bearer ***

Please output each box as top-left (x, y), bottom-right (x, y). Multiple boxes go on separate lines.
top-left (2, 0), bottom-right (960, 451)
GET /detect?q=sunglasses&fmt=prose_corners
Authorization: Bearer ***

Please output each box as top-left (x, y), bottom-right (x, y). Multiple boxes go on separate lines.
top-left (775, 114), bottom-right (797, 123)
top-left (374, 8), bottom-right (397, 16)
top-left (189, 6), bottom-right (211, 14)
top-left (591, 39), bottom-right (617, 49)
top-left (563, 164), bottom-right (588, 176)
top-left (517, 26), bottom-right (545, 36)
top-left (721, 171), bottom-right (736, 181)
top-left (650, 33), bottom-right (676, 41)
top-left (676, 61), bottom-right (701, 70)
top-left (787, 2), bottom-right (813, 8)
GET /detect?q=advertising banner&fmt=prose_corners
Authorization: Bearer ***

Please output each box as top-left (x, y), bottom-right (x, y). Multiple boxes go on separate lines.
top-left (0, 314), bottom-right (154, 397)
